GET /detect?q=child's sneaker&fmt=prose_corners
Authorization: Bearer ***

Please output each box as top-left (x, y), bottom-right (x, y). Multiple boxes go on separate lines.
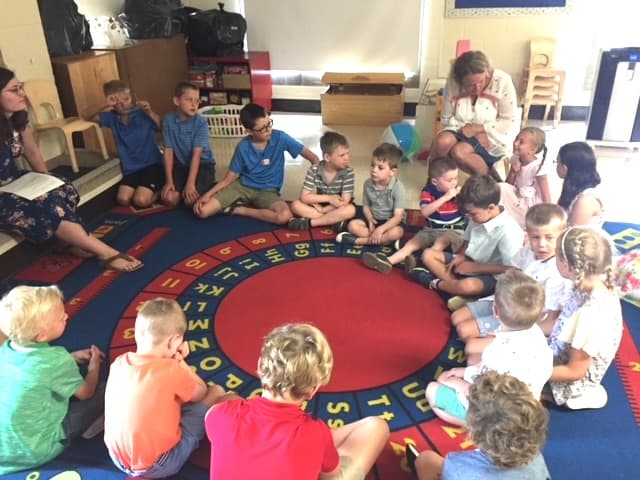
top-left (331, 220), bottom-right (347, 233)
top-left (336, 232), bottom-right (357, 244)
top-left (287, 217), bottom-right (310, 231)
top-left (362, 252), bottom-right (393, 274)
top-left (405, 443), bottom-right (419, 475)
top-left (222, 199), bottom-right (245, 215)
top-left (408, 267), bottom-right (435, 287)
top-left (566, 385), bottom-right (608, 410)
top-left (403, 255), bottom-right (417, 273)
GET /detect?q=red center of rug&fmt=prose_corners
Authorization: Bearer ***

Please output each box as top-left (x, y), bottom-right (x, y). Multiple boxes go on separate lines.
top-left (215, 257), bottom-right (451, 392)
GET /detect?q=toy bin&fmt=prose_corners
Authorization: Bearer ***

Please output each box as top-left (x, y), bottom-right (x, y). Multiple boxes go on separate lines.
top-left (198, 105), bottom-right (245, 137)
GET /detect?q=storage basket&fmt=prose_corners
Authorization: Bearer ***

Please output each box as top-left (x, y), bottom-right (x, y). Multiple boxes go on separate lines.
top-left (198, 105), bottom-right (245, 137)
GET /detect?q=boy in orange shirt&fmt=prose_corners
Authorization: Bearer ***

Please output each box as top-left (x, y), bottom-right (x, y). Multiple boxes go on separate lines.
top-left (104, 298), bottom-right (235, 478)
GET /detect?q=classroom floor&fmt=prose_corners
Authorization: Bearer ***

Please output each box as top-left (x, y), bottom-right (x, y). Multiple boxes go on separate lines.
top-left (210, 114), bottom-right (640, 224)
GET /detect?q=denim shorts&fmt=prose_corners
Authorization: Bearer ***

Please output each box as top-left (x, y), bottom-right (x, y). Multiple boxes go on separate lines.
top-left (453, 132), bottom-right (502, 168)
top-left (110, 401), bottom-right (209, 478)
top-left (443, 252), bottom-right (498, 297)
top-left (468, 299), bottom-right (500, 336)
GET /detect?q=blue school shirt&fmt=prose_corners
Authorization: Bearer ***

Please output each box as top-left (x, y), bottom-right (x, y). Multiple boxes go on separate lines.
top-left (230, 130), bottom-right (304, 191)
top-left (162, 111), bottom-right (214, 168)
top-left (99, 109), bottom-right (163, 175)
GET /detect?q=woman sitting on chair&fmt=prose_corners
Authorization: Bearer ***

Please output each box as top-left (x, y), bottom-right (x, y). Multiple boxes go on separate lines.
top-left (429, 51), bottom-right (518, 181)
top-left (0, 67), bottom-right (142, 272)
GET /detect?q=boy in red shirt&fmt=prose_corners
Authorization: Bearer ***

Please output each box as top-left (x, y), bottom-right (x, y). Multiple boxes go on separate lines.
top-left (205, 323), bottom-right (390, 479)
top-left (104, 298), bottom-right (234, 478)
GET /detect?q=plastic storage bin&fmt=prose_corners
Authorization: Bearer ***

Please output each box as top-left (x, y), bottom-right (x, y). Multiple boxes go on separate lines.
top-left (198, 105), bottom-right (245, 137)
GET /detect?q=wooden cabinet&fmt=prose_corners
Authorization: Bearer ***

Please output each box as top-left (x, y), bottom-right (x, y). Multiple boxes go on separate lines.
top-left (189, 51), bottom-right (272, 110)
top-left (52, 36), bottom-right (190, 156)
top-left (95, 35), bottom-right (188, 119)
top-left (51, 50), bottom-right (120, 154)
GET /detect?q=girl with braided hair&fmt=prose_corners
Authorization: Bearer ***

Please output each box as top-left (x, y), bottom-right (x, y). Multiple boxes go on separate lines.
top-left (548, 226), bottom-right (622, 409)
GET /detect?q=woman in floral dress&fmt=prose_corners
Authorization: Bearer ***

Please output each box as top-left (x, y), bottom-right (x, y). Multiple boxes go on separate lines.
top-left (0, 67), bottom-right (142, 272)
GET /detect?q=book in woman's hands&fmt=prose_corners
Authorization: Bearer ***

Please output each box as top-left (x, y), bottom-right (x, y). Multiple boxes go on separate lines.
top-left (0, 172), bottom-right (64, 200)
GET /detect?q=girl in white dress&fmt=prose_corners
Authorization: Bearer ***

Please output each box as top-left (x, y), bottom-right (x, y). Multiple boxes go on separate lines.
top-left (548, 226), bottom-right (622, 409)
top-left (500, 127), bottom-right (551, 229)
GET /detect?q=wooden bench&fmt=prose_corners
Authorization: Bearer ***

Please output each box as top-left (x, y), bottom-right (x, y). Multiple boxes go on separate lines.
top-left (0, 158), bottom-right (122, 256)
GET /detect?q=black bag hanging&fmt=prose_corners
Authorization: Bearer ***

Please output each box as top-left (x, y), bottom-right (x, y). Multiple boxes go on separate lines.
top-left (119, 0), bottom-right (186, 39)
top-left (186, 3), bottom-right (247, 57)
top-left (38, 0), bottom-right (93, 57)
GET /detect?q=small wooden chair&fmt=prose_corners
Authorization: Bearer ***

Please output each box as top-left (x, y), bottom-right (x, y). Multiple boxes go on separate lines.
top-left (23, 79), bottom-right (109, 172)
top-left (521, 69), bottom-right (566, 129)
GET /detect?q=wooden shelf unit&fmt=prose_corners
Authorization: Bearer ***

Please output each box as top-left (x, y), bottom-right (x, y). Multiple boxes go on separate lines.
top-left (189, 51), bottom-right (272, 111)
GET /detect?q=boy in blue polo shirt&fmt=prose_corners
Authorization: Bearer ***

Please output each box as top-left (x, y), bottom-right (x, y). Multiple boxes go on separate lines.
top-left (161, 82), bottom-right (216, 207)
top-left (194, 103), bottom-right (319, 224)
top-left (87, 80), bottom-right (164, 208)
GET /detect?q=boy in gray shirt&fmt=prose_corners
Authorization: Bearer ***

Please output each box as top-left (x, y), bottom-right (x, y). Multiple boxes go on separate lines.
top-left (336, 143), bottom-right (405, 246)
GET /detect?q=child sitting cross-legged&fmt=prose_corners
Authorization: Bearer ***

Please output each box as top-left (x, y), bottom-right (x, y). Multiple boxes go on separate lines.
top-left (104, 298), bottom-right (236, 478)
top-left (288, 130), bottom-right (356, 231)
top-left (194, 103), bottom-right (319, 225)
top-left (362, 156), bottom-right (465, 274)
top-left (205, 323), bottom-right (390, 479)
top-left (409, 175), bottom-right (523, 298)
top-left (0, 285), bottom-right (105, 475)
top-left (336, 143), bottom-right (406, 246)
top-left (452, 203), bottom-right (571, 364)
top-left (407, 371), bottom-right (551, 480)
top-left (425, 269), bottom-right (553, 427)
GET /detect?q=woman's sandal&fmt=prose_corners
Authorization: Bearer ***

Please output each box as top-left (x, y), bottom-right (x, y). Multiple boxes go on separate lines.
top-left (99, 252), bottom-right (143, 272)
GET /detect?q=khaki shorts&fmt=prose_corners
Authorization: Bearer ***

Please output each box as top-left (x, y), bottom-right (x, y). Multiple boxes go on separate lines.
top-left (214, 179), bottom-right (283, 210)
top-left (320, 456), bottom-right (365, 480)
top-left (413, 227), bottom-right (464, 252)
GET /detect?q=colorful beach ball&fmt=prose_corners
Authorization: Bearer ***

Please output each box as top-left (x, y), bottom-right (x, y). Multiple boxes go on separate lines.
top-left (381, 122), bottom-right (420, 159)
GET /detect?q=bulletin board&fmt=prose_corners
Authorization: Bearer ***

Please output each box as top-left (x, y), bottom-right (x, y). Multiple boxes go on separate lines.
top-left (445, 0), bottom-right (571, 17)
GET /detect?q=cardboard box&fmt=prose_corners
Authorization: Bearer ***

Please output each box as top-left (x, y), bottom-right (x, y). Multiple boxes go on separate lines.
top-left (222, 73), bottom-right (251, 90)
top-left (321, 72), bottom-right (405, 126)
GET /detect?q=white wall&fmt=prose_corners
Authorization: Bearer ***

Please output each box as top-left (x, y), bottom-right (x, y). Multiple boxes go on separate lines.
top-left (421, 0), bottom-right (640, 106)
top-left (0, 0), bottom-right (63, 158)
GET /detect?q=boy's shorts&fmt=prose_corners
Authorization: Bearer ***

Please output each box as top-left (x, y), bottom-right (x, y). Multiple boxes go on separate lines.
top-left (121, 164), bottom-right (165, 192)
top-left (434, 384), bottom-right (468, 420)
top-left (214, 180), bottom-right (283, 210)
top-left (353, 212), bottom-right (406, 228)
top-left (452, 132), bottom-right (502, 168)
top-left (468, 299), bottom-right (500, 336)
top-left (443, 252), bottom-right (497, 297)
top-left (413, 228), bottom-right (464, 252)
top-left (172, 163), bottom-right (216, 196)
top-left (110, 401), bottom-right (208, 478)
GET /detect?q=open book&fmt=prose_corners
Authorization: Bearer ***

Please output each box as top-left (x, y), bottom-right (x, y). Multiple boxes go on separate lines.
top-left (0, 172), bottom-right (65, 200)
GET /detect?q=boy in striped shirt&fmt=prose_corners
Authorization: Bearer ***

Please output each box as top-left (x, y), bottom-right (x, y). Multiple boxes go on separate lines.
top-left (288, 131), bottom-right (356, 231)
